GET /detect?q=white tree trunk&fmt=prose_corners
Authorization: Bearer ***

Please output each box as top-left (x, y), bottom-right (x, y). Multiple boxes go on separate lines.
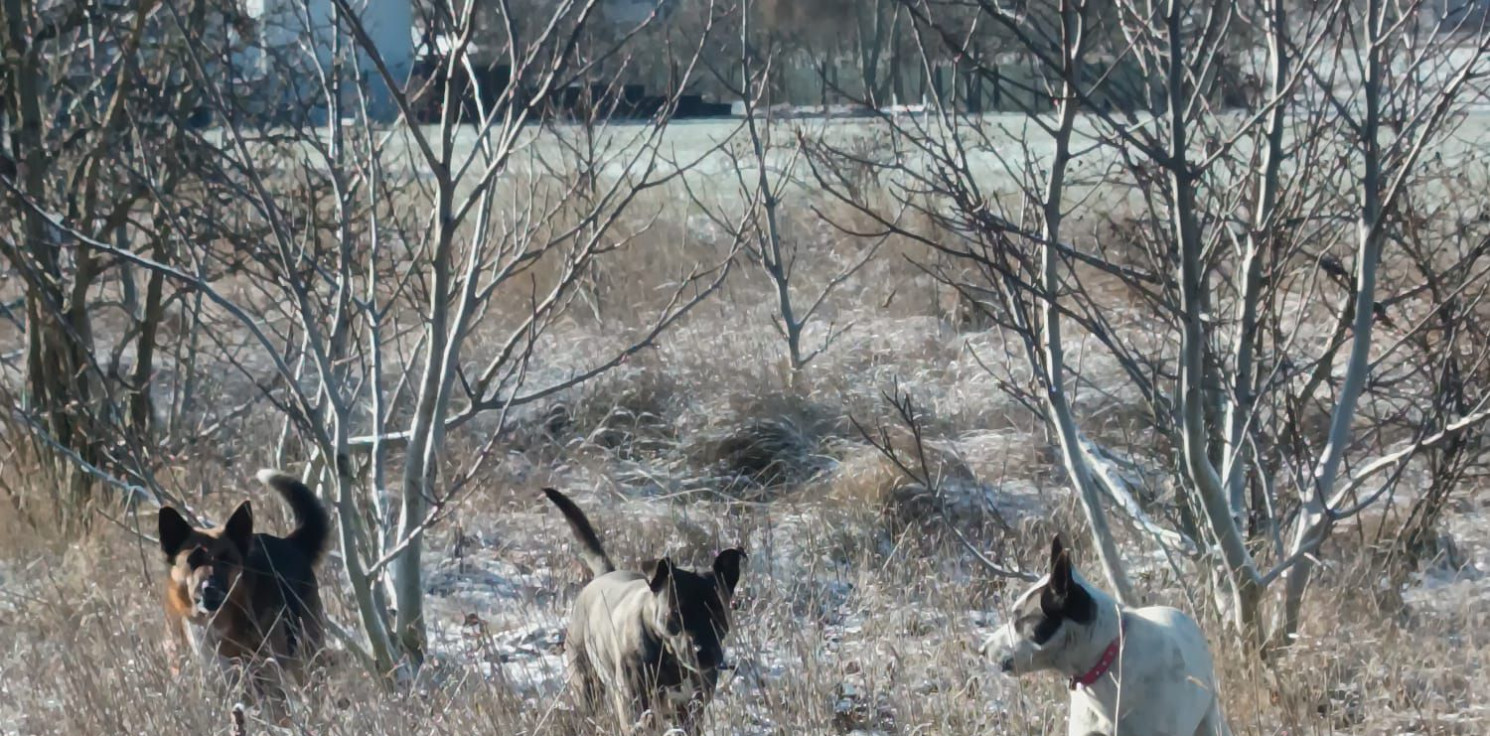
top-left (390, 182), bottom-right (459, 666)
top-left (1037, 0), bottom-right (1135, 604)
top-left (1222, 0), bottom-right (1288, 530)
top-left (1161, 0), bottom-right (1265, 642)
top-left (1279, 0), bottom-right (1387, 640)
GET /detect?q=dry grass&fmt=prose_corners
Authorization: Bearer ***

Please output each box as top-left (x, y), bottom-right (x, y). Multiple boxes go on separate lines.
top-left (4, 125), bottom-right (1490, 736)
top-left (824, 429), bottom-right (1007, 537)
top-left (3, 436), bottom-right (1486, 736)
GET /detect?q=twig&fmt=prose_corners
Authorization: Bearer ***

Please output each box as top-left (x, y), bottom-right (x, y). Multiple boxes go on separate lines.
top-left (852, 381), bottom-right (1038, 582)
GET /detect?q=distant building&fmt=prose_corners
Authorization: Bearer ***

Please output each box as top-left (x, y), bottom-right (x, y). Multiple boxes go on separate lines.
top-left (601, 0), bottom-right (675, 26)
top-left (1434, 0), bottom-right (1490, 33)
top-left (241, 0), bottom-right (413, 121)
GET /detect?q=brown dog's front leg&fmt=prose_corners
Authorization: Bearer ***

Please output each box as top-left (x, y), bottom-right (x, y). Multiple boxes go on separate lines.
top-left (251, 661), bottom-right (296, 727)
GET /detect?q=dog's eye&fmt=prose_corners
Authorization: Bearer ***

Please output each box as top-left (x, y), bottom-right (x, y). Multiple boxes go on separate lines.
top-left (1029, 615), bottom-right (1062, 644)
top-left (187, 548), bottom-right (208, 568)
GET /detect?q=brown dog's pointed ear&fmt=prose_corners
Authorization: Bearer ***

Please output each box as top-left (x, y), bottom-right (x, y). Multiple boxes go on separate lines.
top-left (223, 501), bottom-right (254, 553)
top-left (713, 549), bottom-right (746, 596)
top-left (158, 507), bottom-right (194, 560)
top-left (649, 557), bottom-right (675, 594)
top-left (1048, 535), bottom-right (1065, 573)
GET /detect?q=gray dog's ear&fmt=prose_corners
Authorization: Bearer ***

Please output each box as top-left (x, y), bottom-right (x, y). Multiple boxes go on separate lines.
top-left (1048, 535), bottom-right (1066, 573)
top-left (649, 557), bottom-right (683, 636)
top-left (649, 557), bottom-right (675, 594)
top-left (712, 549), bottom-right (746, 595)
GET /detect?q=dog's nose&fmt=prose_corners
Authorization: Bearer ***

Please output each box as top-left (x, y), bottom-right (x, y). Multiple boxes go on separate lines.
top-left (978, 636), bottom-right (1002, 659)
top-left (198, 584), bottom-right (225, 611)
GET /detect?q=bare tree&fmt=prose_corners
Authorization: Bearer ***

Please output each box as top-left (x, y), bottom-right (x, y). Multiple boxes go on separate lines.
top-left (3, 0), bottom-right (735, 680)
top-left (804, 0), bottom-right (1490, 650)
top-left (683, 0), bottom-right (887, 376)
top-left (1, 0), bottom-right (256, 528)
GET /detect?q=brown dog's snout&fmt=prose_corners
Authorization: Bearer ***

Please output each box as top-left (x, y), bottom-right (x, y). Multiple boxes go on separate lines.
top-left (197, 579), bottom-right (226, 612)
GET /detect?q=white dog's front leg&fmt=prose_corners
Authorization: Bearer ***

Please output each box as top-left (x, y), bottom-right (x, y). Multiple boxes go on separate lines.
top-left (1068, 694), bottom-right (1116, 736)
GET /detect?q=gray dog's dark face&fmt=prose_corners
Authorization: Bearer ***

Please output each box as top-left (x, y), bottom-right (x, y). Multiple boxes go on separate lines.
top-left (645, 549), bottom-right (746, 676)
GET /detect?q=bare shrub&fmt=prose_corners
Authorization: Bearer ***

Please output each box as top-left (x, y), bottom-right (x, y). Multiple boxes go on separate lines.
top-left (802, 0), bottom-right (1490, 652)
top-left (827, 433), bottom-right (996, 536)
top-left (683, 391), bottom-right (840, 495)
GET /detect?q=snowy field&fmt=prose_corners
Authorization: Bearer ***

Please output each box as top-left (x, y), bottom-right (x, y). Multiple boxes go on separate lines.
top-left (2, 108), bottom-right (1490, 735)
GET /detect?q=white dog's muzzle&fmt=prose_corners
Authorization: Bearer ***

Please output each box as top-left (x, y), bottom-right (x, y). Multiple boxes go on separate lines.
top-left (980, 624), bottom-right (1021, 673)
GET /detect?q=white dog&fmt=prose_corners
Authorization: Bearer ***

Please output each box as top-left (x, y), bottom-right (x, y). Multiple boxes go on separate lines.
top-left (982, 537), bottom-right (1230, 736)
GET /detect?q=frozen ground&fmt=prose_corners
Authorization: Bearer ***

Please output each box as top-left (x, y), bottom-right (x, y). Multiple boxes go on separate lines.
top-left (4, 103), bottom-right (1490, 734)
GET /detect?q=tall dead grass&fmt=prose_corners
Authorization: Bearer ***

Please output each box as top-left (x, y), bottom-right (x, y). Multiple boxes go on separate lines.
top-left (2, 149), bottom-right (1487, 736)
top-left (1, 460), bottom-right (1484, 736)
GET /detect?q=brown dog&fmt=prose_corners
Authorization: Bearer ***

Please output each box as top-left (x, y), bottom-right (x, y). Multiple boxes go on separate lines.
top-left (157, 469), bottom-right (331, 711)
top-left (543, 487), bottom-right (746, 731)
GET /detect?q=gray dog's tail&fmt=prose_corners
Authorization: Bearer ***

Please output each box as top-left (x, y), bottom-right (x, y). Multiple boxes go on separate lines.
top-left (256, 469), bottom-right (332, 564)
top-left (542, 488), bottom-right (616, 576)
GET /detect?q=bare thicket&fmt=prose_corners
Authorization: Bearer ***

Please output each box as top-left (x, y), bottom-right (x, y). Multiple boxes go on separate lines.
top-left (3, 0), bottom-right (734, 679)
top-left (681, 0), bottom-right (889, 375)
top-left (803, 0), bottom-right (1490, 651)
top-left (4, 0), bottom-right (1490, 731)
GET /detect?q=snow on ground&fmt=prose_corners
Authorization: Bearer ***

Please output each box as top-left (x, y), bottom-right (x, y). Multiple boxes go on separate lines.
top-left (395, 482), bottom-right (1026, 732)
top-left (392, 457), bottom-right (1490, 732)
top-left (1404, 486), bottom-right (1490, 613)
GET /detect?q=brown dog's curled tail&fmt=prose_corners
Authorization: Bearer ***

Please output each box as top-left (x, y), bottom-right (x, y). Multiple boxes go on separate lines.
top-left (256, 469), bottom-right (332, 564)
top-left (542, 488), bottom-right (616, 576)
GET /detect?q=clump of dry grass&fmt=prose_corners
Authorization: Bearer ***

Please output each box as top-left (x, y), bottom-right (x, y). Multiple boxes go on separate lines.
top-left (541, 361), bottom-right (681, 459)
top-left (825, 433), bottom-right (1004, 538)
top-left (668, 391), bottom-right (839, 497)
top-left (693, 415), bottom-right (825, 490)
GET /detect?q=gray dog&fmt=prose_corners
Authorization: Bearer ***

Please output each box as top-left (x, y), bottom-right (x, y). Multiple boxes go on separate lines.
top-left (543, 488), bottom-right (746, 731)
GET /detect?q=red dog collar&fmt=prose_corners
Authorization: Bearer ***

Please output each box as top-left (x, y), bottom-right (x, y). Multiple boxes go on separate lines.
top-left (1070, 618), bottom-right (1126, 690)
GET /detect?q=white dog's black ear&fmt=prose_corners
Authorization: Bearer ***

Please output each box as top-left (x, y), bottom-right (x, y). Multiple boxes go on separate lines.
top-left (1049, 546), bottom-right (1075, 597)
top-left (1048, 535), bottom-right (1066, 572)
top-left (1041, 546), bottom-right (1095, 624)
